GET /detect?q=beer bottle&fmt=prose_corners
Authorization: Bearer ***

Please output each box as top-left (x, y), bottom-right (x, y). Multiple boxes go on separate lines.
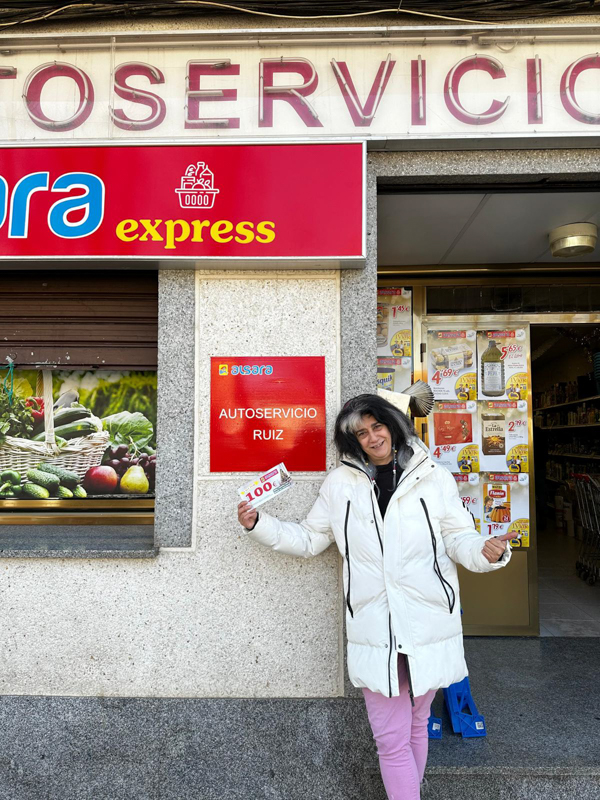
top-left (481, 339), bottom-right (504, 397)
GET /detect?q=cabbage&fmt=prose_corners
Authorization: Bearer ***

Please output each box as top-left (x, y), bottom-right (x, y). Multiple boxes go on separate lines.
top-left (101, 411), bottom-right (153, 450)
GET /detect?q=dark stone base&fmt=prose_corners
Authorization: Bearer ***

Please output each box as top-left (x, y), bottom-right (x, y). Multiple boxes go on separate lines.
top-left (0, 638), bottom-right (598, 799)
top-left (0, 525), bottom-right (155, 557)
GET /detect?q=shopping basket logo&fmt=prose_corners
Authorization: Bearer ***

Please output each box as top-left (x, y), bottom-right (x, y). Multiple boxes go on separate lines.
top-left (176, 161), bottom-right (220, 209)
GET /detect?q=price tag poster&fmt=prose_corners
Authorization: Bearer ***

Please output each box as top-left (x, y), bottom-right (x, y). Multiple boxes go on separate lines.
top-left (477, 329), bottom-right (528, 402)
top-left (481, 472), bottom-right (529, 547)
top-left (479, 400), bottom-right (529, 473)
top-left (430, 401), bottom-right (479, 472)
top-left (428, 329), bottom-right (477, 401)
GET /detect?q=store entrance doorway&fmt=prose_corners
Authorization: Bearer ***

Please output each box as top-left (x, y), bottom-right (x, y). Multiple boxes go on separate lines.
top-left (532, 324), bottom-right (600, 637)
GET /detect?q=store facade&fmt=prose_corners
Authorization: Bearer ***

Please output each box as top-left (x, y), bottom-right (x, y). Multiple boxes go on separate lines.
top-left (1, 19), bottom-right (600, 799)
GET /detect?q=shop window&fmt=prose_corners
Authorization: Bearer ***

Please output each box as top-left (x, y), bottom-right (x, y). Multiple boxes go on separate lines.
top-left (0, 271), bottom-right (157, 554)
top-left (427, 284), bottom-right (600, 315)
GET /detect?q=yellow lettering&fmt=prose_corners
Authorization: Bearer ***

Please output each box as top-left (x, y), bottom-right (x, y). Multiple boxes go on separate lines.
top-left (256, 220), bottom-right (276, 244)
top-left (191, 220), bottom-right (211, 242)
top-left (211, 220), bottom-right (234, 244)
top-left (139, 219), bottom-right (164, 242)
top-left (234, 221), bottom-right (255, 244)
top-left (115, 219), bottom-right (139, 242)
top-left (164, 219), bottom-right (191, 250)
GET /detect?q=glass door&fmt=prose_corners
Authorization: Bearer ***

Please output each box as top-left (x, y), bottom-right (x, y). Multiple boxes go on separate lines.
top-left (421, 317), bottom-right (536, 635)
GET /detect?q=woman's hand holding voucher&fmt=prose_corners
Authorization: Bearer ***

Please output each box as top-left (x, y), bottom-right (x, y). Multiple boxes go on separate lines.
top-left (482, 531), bottom-right (514, 563)
top-left (238, 500), bottom-right (258, 530)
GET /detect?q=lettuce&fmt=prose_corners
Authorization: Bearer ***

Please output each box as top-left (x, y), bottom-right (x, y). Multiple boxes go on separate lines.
top-left (101, 411), bottom-right (154, 450)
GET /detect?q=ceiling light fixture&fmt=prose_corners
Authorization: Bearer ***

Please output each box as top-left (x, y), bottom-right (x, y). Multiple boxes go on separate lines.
top-left (549, 222), bottom-right (598, 258)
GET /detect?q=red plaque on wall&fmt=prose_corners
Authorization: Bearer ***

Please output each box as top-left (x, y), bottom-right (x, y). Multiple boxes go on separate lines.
top-left (210, 356), bottom-right (326, 472)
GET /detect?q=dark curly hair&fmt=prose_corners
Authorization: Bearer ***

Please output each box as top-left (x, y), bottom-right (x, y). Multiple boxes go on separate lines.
top-left (334, 393), bottom-right (417, 467)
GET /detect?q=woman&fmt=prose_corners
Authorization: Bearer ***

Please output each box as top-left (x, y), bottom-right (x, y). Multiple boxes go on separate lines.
top-left (237, 394), bottom-right (512, 800)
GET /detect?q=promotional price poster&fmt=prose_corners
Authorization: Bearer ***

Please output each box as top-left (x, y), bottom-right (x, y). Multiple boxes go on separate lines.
top-left (479, 400), bottom-right (529, 473)
top-left (454, 473), bottom-right (481, 533)
top-left (481, 472), bottom-right (530, 547)
top-left (477, 329), bottom-right (528, 402)
top-left (428, 329), bottom-right (477, 401)
top-left (377, 288), bottom-right (412, 393)
top-left (430, 401), bottom-right (479, 473)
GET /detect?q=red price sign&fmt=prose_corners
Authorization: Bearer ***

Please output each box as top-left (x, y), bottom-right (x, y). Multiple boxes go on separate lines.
top-left (433, 445), bottom-right (455, 458)
top-left (431, 368), bottom-right (459, 385)
top-left (508, 420), bottom-right (527, 431)
top-left (500, 343), bottom-right (523, 360)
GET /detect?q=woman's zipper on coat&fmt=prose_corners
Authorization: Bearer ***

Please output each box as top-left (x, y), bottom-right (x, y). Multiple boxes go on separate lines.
top-left (388, 614), bottom-right (393, 698)
top-left (420, 497), bottom-right (456, 614)
top-left (343, 501), bottom-right (353, 618)
top-left (405, 655), bottom-right (415, 707)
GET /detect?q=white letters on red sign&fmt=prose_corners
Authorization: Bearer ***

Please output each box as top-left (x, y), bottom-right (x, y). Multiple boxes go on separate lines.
top-left (259, 58), bottom-right (322, 128)
top-left (186, 60), bottom-right (240, 129)
top-left (561, 53), bottom-right (600, 124)
top-left (112, 62), bottom-right (166, 131)
top-left (23, 61), bottom-right (94, 131)
top-left (330, 54), bottom-right (395, 127)
top-left (444, 54), bottom-right (509, 125)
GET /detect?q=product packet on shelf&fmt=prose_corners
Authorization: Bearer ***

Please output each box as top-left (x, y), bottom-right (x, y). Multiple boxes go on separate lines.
top-left (238, 463), bottom-right (293, 509)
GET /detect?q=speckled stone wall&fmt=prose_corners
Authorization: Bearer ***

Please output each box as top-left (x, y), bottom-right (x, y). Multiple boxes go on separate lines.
top-left (341, 167), bottom-right (378, 403)
top-left (155, 270), bottom-right (195, 548)
top-left (193, 270), bottom-right (344, 696)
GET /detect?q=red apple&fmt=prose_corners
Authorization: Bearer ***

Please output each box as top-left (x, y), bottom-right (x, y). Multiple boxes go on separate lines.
top-left (83, 465), bottom-right (119, 494)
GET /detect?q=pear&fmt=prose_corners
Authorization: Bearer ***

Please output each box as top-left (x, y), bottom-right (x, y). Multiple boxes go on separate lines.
top-left (120, 465), bottom-right (149, 494)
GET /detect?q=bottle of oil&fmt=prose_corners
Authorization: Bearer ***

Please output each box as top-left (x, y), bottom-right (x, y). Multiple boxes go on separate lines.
top-left (481, 339), bottom-right (504, 397)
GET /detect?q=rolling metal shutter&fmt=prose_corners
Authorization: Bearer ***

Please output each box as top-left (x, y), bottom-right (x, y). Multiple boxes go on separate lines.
top-left (0, 270), bottom-right (158, 369)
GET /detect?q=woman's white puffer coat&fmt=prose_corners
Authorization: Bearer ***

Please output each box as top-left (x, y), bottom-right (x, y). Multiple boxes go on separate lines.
top-left (246, 442), bottom-right (511, 699)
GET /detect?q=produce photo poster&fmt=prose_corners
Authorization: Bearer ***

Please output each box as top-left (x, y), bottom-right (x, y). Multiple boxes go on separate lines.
top-left (0, 369), bottom-right (157, 502)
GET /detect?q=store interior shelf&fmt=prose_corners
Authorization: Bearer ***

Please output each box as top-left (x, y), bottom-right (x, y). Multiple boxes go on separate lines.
top-left (540, 423), bottom-right (600, 430)
top-left (546, 476), bottom-right (566, 483)
top-left (548, 451), bottom-right (600, 460)
top-left (538, 394), bottom-right (600, 411)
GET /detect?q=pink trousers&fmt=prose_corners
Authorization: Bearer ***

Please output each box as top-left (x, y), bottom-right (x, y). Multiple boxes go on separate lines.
top-left (362, 656), bottom-right (436, 800)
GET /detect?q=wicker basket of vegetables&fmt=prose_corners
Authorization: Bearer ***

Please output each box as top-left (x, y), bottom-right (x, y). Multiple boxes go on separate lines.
top-left (0, 369), bottom-right (109, 480)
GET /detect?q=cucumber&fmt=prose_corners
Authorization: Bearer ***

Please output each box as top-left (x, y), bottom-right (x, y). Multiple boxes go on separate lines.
top-left (22, 483), bottom-right (50, 500)
top-left (73, 485), bottom-right (87, 499)
top-left (32, 406), bottom-right (92, 436)
top-left (25, 469), bottom-right (60, 491)
top-left (37, 463), bottom-right (80, 490)
top-left (32, 419), bottom-right (99, 442)
top-left (57, 485), bottom-right (74, 499)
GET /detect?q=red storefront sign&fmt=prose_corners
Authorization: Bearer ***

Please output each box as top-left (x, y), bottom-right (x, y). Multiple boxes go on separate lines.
top-left (210, 357), bottom-right (326, 472)
top-left (0, 143), bottom-right (364, 264)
